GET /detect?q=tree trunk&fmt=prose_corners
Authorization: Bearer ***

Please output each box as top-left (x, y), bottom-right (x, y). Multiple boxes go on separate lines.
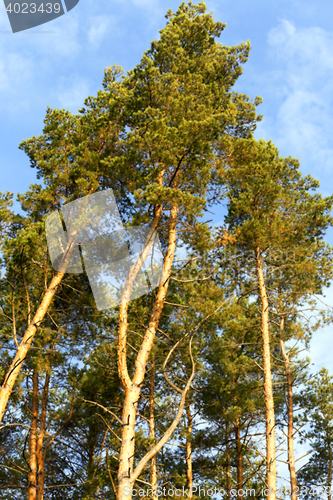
top-left (149, 360), bottom-right (158, 500)
top-left (28, 371), bottom-right (39, 500)
top-left (327, 426), bottom-right (332, 500)
top-left (255, 247), bottom-right (276, 500)
top-left (117, 204), bottom-right (178, 500)
top-left (186, 397), bottom-right (193, 499)
top-left (235, 415), bottom-right (243, 500)
top-left (226, 422), bottom-right (231, 500)
top-left (37, 372), bottom-right (50, 500)
top-left (0, 237), bottom-right (77, 424)
top-left (279, 316), bottom-right (297, 500)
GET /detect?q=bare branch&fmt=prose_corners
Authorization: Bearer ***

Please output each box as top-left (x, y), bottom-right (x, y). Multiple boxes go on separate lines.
top-left (131, 337), bottom-right (195, 483)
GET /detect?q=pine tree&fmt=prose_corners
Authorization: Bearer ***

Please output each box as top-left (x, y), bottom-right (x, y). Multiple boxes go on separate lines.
top-left (221, 137), bottom-right (333, 500)
top-left (297, 368), bottom-right (333, 500)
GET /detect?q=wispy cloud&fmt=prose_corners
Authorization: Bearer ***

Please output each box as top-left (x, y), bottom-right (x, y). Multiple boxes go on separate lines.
top-left (55, 75), bottom-right (91, 111)
top-left (87, 15), bottom-right (113, 49)
top-left (130, 0), bottom-right (160, 7)
top-left (32, 14), bottom-right (81, 58)
top-left (256, 20), bottom-right (333, 184)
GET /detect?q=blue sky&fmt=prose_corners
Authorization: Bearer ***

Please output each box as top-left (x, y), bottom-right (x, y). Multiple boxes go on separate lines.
top-left (1, 0), bottom-right (333, 203)
top-left (1, 0), bottom-right (333, 484)
top-left (1, 0), bottom-right (333, 370)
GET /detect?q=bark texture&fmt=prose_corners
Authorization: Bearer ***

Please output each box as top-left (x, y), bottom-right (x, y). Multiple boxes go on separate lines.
top-left (327, 425), bottom-right (332, 500)
top-left (117, 204), bottom-right (179, 500)
top-left (28, 371), bottom-right (39, 500)
top-left (226, 423), bottom-right (231, 500)
top-left (27, 370), bottom-right (50, 500)
top-left (255, 248), bottom-right (276, 500)
top-left (279, 316), bottom-right (297, 500)
top-left (235, 415), bottom-right (243, 500)
top-left (186, 398), bottom-right (193, 499)
top-left (149, 361), bottom-right (158, 500)
top-left (36, 372), bottom-right (50, 500)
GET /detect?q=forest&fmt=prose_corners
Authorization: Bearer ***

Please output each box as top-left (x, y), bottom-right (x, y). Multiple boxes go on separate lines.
top-left (0, 2), bottom-right (333, 499)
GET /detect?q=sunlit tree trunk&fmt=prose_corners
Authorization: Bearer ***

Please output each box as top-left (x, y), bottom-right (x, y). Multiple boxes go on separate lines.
top-left (28, 371), bottom-right (39, 500)
top-left (279, 316), bottom-right (297, 500)
top-left (36, 372), bottom-right (50, 500)
top-left (327, 425), bottom-right (332, 500)
top-left (255, 248), bottom-right (276, 500)
top-left (149, 359), bottom-right (158, 500)
top-left (0, 239), bottom-right (77, 424)
top-left (186, 396), bottom-right (193, 499)
top-left (226, 422), bottom-right (231, 500)
top-left (117, 204), bottom-right (178, 500)
top-left (235, 415), bottom-right (243, 499)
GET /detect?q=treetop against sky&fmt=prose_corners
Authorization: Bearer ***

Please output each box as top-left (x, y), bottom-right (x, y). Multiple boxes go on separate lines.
top-left (0, 0), bottom-right (331, 377)
top-left (1, 2), bottom-right (333, 499)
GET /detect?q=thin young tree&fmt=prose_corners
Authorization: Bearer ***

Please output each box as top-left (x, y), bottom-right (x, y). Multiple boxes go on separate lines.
top-left (297, 368), bottom-right (333, 500)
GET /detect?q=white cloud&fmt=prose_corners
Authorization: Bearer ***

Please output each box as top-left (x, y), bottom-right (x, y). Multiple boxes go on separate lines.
top-left (255, 20), bottom-right (333, 183)
top-left (0, 44), bottom-right (35, 115)
top-left (32, 14), bottom-right (81, 58)
top-left (56, 75), bottom-right (91, 111)
top-left (114, 0), bottom-right (164, 28)
top-left (87, 15), bottom-right (112, 49)
top-left (268, 20), bottom-right (333, 74)
top-left (0, 9), bottom-right (81, 115)
top-left (0, 50), bottom-right (33, 92)
top-left (130, 0), bottom-right (159, 7)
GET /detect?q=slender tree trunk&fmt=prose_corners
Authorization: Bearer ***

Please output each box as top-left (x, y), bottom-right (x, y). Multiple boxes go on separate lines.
top-left (186, 397), bottom-right (193, 499)
top-left (279, 316), bottom-right (297, 500)
top-left (37, 372), bottom-right (50, 500)
top-left (28, 371), bottom-right (39, 500)
top-left (0, 238), bottom-right (77, 424)
top-left (149, 360), bottom-right (158, 500)
top-left (327, 426), bottom-right (332, 500)
top-left (255, 248), bottom-right (276, 500)
top-left (226, 422), bottom-right (231, 500)
top-left (235, 415), bottom-right (243, 500)
top-left (117, 204), bottom-right (178, 500)
top-left (118, 385), bottom-right (140, 499)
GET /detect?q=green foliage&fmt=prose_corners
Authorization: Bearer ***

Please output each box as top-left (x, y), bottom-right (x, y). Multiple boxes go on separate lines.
top-left (297, 368), bottom-right (333, 500)
top-left (1, 3), bottom-right (333, 500)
